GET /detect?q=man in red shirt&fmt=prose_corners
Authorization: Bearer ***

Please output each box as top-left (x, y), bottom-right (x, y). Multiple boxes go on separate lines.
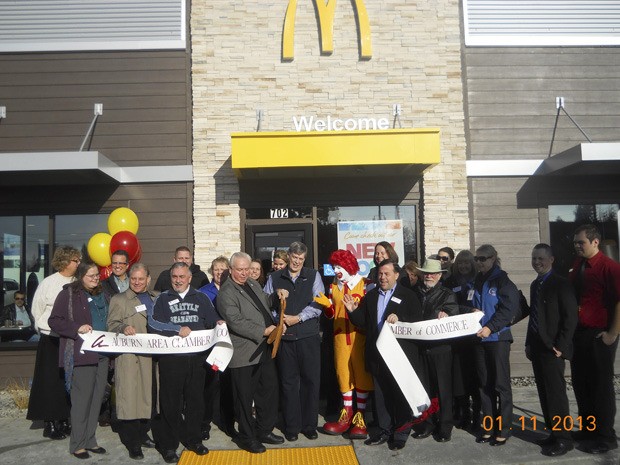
top-left (569, 224), bottom-right (620, 454)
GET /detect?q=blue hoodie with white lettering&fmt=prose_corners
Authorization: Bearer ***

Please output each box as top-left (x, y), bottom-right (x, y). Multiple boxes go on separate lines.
top-left (148, 287), bottom-right (220, 338)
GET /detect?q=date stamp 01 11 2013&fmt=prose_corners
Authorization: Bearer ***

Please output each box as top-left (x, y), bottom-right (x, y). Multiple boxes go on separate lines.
top-left (481, 415), bottom-right (597, 432)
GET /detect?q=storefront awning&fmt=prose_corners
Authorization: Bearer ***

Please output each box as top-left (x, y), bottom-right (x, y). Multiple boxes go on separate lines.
top-left (231, 128), bottom-right (440, 179)
top-left (466, 142), bottom-right (620, 178)
top-left (0, 151), bottom-right (193, 186)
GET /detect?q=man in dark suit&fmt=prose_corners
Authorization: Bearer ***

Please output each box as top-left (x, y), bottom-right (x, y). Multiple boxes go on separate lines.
top-left (345, 259), bottom-right (423, 451)
top-left (525, 243), bottom-right (578, 457)
top-left (217, 252), bottom-right (284, 454)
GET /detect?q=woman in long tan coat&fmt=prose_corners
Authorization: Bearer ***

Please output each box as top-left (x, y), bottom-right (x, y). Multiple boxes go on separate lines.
top-left (107, 263), bottom-right (158, 460)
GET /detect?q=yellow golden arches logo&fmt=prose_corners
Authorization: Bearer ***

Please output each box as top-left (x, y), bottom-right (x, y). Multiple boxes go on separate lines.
top-left (283, 0), bottom-right (372, 60)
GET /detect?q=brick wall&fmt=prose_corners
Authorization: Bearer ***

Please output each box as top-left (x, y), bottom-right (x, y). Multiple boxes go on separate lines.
top-left (190, 0), bottom-right (469, 264)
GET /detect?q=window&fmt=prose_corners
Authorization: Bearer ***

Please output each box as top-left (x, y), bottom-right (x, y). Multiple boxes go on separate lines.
top-left (0, 214), bottom-right (106, 344)
top-left (549, 204), bottom-right (619, 276)
top-left (317, 205), bottom-right (417, 277)
top-left (464, 1), bottom-right (620, 47)
top-left (0, 0), bottom-right (186, 52)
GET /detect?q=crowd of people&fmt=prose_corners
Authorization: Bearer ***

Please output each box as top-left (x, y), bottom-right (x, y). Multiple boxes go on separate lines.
top-left (17, 223), bottom-right (619, 461)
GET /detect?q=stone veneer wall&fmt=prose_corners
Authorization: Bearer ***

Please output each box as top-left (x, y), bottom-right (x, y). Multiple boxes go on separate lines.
top-left (191, 0), bottom-right (469, 264)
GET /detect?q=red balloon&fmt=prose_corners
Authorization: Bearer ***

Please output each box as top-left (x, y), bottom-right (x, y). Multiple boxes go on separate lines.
top-left (99, 265), bottom-right (112, 281)
top-left (110, 231), bottom-right (140, 263)
top-left (129, 243), bottom-right (142, 265)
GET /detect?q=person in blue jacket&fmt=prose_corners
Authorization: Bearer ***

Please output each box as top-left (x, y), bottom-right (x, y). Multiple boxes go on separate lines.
top-left (471, 244), bottom-right (520, 447)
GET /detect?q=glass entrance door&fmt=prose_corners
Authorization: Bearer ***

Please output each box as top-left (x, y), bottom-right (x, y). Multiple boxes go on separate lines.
top-left (245, 223), bottom-right (313, 276)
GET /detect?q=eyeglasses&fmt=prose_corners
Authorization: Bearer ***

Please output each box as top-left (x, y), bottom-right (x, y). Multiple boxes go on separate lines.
top-left (85, 274), bottom-right (100, 279)
top-left (474, 256), bottom-right (492, 262)
top-left (112, 261), bottom-right (128, 266)
top-left (438, 256), bottom-right (450, 261)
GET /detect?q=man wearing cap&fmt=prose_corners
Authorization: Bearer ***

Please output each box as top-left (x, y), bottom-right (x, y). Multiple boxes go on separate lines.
top-left (411, 259), bottom-right (459, 443)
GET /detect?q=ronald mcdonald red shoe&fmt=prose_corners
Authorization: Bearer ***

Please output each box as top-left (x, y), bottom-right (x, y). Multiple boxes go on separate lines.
top-left (323, 408), bottom-right (352, 435)
top-left (348, 412), bottom-right (368, 439)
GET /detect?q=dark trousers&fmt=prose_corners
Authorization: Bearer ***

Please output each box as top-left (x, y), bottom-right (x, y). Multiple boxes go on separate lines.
top-left (277, 335), bottom-right (321, 434)
top-left (156, 354), bottom-right (207, 450)
top-left (202, 365), bottom-right (235, 435)
top-left (230, 357), bottom-right (279, 444)
top-left (423, 346), bottom-right (454, 435)
top-left (529, 337), bottom-right (572, 443)
top-left (118, 419), bottom-right (150, 450)
top-left (571, 327), bottom-right (618, 444)
top-left (474, 341), bottom-right (512, 438)
top-left (373, 362), bottom-right (412, 442)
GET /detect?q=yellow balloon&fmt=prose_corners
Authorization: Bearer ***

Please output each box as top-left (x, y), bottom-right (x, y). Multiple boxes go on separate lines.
top-left (87, 233), bottom-right (112, 267)
top-left (108, 207), bottom-right (139, 235)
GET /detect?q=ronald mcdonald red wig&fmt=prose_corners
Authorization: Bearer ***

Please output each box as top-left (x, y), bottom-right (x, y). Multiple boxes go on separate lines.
top-left (329, 249), bottom-right (360, 276)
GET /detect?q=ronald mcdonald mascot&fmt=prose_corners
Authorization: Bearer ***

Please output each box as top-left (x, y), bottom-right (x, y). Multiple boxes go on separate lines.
top-left (315, 250), bottom-right (373, 438)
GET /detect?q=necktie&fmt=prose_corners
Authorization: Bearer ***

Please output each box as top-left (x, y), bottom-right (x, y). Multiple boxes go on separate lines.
top-left (529, 279), bottom-right (543, 334)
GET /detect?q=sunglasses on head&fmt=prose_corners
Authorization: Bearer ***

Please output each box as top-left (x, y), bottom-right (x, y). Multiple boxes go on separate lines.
top-left (474, 256), bottom-right (492, 262)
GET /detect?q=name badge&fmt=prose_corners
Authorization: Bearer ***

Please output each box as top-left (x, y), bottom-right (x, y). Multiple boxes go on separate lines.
top-left (135, 304), bottom-right (147, 313)
top-left (87, 297), bottom-right (93, 302)
top-left (168, 299), bottom-right (180, 306)
top-left (390, 296), bottom-right (402, 304)
top-left (467, 290), bottom-right (475, 301)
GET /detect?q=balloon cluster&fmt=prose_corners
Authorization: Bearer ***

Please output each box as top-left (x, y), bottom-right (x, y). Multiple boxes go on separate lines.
top-left (87, 208), bottom-right (142, 280)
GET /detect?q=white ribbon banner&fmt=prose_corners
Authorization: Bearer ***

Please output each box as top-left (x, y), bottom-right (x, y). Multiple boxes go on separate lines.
top-left (376, 313), bottom-right (483, 417)
top-left (390, 312), bottom-right (483, 341)
top-left (377, 323), bottom-right (430, 417)
top-left (79, 324), bottom-right (233, 371)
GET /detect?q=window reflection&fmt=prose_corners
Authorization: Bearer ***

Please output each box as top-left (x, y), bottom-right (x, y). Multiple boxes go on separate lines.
top-left (549, 204), bottom-right (619, 276)
top-left (317, 205), bottom-right (417, 277)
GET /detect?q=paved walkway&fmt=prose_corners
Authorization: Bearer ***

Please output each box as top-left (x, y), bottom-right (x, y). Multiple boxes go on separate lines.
top-left (0, 386), bottom-right (618, 465)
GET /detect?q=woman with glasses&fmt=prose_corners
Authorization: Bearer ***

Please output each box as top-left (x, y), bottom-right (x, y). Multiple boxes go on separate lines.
top-left (471, 244), bottom-right (520, 447)
top-left (27, 246), bottom-right (81, 440)
top-left (49, 262), bottom-right (111, 459)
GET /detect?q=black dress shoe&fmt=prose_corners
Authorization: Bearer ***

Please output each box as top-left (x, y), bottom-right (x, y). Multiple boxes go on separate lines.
top-left (302, 429), bottom-right (318, 440)
top-left (240, 440), bottom-right (266, 453)
top-left (186, 443), bottom-right (209, 455)
top-left (388, 439), bottom-right (406, 450)
top-left (476, 435), bottom-right (492, 443)
top-left (258, 432), bottom-right (285, 444)
top-left (141, 437), bottom-right (156, 448)
top-left (60, 419), bottom-right (72, 436)
top-left (434, 433), bottom-right (451, 443)
top-left (535, 435), bottom-right (556, 446)
top-left (86, 446), bottom-right (106, 454)
top-left (128, 447), bottom-right (144, 460)
top-left (44, 421), bottom-right (67, 440)
top-left (364, 432), bottom-right (390, 446)
top-left (161, 449), bottom-right (180, 463)
top-left (542, 441), bottom-right (573, 457)
top-left (490, 438), bottom-right (508, 446)
top-left (411, 428), bottom-right (432, 439)
top-left (583, 441), bottom-right (610, 454)
top-left (72, 450), bottom-right (90, 459)
top-left (285, 433), bottom-right (298, 442)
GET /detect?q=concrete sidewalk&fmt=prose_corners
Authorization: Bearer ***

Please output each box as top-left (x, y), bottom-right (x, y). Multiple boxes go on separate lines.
top-left (0, 386), bottom-right (618, 465)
